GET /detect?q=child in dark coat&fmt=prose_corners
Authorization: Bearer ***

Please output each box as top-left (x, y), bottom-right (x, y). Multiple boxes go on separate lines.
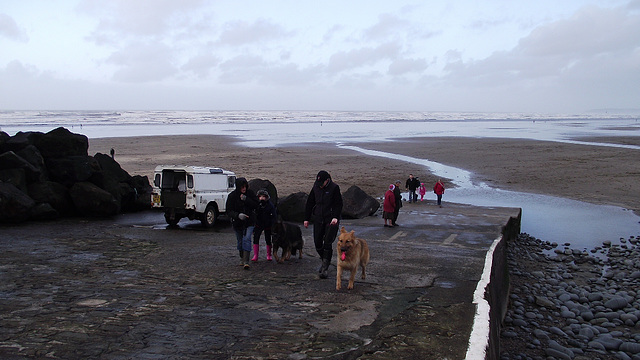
top-left (252, 189), bottom-right (278, 261)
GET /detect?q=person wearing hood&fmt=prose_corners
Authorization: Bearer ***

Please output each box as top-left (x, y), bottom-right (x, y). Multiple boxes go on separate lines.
top-left (304, 170), bottom-right (343, 279)
top-left (226, 177), bottom-right (259, 269)
top-left (418, 182), bottom-right (427, 201)
top-left (252, 189), bottom-right (277, 262)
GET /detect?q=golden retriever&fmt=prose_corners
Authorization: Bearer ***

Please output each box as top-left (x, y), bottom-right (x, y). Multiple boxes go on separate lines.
top-left (336, 227), bottom-right (370, 290)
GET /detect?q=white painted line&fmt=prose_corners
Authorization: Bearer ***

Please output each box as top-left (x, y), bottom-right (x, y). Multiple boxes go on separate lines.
top-left (388, 231), bottom-right (406, 241)
top-left (442, 234), bottom-right (457, 245)
top-left (465, 235), bottom-right (502, 360)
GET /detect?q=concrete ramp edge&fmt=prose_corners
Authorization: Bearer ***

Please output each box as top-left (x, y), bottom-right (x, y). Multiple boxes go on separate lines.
top-left (465, 235), bottom-right (502, 360)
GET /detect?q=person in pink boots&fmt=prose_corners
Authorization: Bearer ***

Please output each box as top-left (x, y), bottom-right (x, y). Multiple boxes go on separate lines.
top-left (252, 189), bottom-right (277, 262)
top-left (418, 182), bottom-right (427, 201)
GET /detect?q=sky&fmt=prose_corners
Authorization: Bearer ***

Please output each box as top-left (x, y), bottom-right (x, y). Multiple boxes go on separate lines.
top-left (1, 0), bottom-right (639, 113)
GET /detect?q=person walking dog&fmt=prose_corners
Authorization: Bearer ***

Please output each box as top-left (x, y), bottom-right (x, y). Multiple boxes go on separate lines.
top-left (304, 170), bottom-right (343, 279)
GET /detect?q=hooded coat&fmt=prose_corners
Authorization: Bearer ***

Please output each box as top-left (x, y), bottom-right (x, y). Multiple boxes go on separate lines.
top-left (304, 178), bottom-right (343, 224)
top-left (226, 177), bottom-right (259, 230)
top-left (256, 198), bottom-right (277, 229)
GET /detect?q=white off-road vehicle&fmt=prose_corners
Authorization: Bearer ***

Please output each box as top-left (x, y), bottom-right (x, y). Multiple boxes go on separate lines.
top-left (151, 165), bottom-right (236, 227)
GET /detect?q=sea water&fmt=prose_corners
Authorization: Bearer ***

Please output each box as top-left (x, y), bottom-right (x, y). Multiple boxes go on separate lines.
top-left (2, 110), bottom-right (639, 248)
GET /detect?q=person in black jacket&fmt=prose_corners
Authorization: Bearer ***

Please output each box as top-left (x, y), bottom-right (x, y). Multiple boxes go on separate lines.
top-left (392, 179), bottom-right (402, 226)
top-left (226, 177), bottom-right (259, 269)
top-left (252, 189), bottom-right (277, 262)
top-left (405, 174), bottom-right (420, 203)
top-left (304, 170), bottom-right (343, 279)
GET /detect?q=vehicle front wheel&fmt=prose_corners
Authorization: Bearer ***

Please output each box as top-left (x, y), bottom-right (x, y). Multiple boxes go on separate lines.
top-left (201, 204), bottom-right (218, 227)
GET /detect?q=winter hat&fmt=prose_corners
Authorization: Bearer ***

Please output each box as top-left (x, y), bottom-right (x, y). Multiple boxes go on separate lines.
top-left (316, 170), bottom-right (331, 184)
top-left (389, 184), bottom-right (395, 191)
top-left (257, 189), bottom-right (270, 199)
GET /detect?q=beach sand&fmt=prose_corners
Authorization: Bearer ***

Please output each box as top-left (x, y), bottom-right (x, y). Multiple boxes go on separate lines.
top-left (89, 135), bottom-right (639, 215)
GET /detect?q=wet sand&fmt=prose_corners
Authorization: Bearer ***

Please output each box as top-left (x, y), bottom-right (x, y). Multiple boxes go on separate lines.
top-left (89, 135), bottom-right (640, 215)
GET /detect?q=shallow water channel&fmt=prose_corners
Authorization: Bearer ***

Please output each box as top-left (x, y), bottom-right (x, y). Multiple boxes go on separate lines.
top-left (340, 145), bottom-right (640, 250)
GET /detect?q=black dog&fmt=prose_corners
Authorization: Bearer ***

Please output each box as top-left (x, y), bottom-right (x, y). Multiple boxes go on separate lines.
top-left (271, 220), bottom-right (304, 263)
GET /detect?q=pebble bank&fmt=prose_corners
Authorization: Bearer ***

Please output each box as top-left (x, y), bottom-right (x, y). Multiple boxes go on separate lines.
top-left (501, 233), bottom-right (640, 360)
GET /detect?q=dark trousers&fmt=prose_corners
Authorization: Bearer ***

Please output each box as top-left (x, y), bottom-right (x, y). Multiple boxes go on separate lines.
top-left (253, 226), bottom-right (272, 246)
top-left (393, 205), bottom-right (400, 224)
top-left (313, 221), bottom-right (339, 259)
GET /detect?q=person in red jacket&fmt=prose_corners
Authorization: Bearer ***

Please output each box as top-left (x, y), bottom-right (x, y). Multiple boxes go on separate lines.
top-left (383, 184), bottom-right (396, 227)
top-left (433, 179), bottom-right (445, 207)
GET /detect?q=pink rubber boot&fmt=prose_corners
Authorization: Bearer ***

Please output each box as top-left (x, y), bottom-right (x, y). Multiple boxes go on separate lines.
top-left (251, 244), bottom-right (259, 262)
top-left (266, 245), bottom-right (273, 261)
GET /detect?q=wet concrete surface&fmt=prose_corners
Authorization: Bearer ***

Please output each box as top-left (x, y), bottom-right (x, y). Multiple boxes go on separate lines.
top-left (0, 201), bottom-right (520, 359)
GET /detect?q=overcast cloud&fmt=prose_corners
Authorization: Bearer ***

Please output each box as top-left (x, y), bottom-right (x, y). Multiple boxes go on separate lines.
top-left (1, 0), bottom-right (639, 113)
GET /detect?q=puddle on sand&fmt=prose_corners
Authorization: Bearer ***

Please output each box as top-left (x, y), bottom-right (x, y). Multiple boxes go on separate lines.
top-left (435, 279), bottom-right (458, 289)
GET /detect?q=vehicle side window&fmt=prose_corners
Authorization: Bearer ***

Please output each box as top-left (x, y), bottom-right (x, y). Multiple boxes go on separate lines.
top-left (154, 174), bottom-right (161, 187)
top-left (187, 175), bottom-right (194, 188)
top-left (228, 176), bottom-right (236, 188)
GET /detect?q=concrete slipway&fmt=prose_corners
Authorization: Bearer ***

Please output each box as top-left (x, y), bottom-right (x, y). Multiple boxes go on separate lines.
top-left (0, 201), bottom-right (521, 359)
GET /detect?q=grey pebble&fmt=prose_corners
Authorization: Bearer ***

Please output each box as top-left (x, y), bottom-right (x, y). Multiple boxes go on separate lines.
top-left (621, 342), bottom-right (640, 354)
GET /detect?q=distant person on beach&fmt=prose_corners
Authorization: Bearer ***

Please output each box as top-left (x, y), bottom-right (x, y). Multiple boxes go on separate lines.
top-left (418, 182), bottom-right (427, 201)
top-left (226, 177), bottom-right (259, 269)
top-left (405, 174), bottom-right (420, 203)
top-left (392, 180), bottom-right (402, 226)
top-left (304, 170), bottom-right (343, 279)
top-left (110, 148), bottom-right (115, 159)
top-left (383, 184), bottom-right (396, 227)
top-left (434, 179), bottom-right (445, 207)
top-left (252, 189), bottom-right (277, 262)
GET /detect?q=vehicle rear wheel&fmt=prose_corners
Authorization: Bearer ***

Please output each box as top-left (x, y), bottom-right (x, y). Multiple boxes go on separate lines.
top-left (201, 204), bottom-right (218, 227)
top-left (164, 211), bottom-right (180, 226)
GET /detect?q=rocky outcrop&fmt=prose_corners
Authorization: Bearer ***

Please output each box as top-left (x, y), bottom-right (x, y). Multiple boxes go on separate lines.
top-left (27, 181), bottom-right (74, 216)
top-left (341, 185), bottom-right (380, 219)
top-left (70, 182), bottom-right (120, 217)
top-left (0, 127), bottom-right (152, 223)
top-left (36, 127), bottom-right (88, 158)
top-left (93, 153), bottom-right (152, 212)
top-left (249, 178), bottom-right (278, 206)
top-left (0, 182), bottom-right (36, 223)
top-left (277, 192), bottom-right (308, 223)
top-left (45, 155), bottom-right (101, 186)
top-left (0, 150), bottom-right (44, 184)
